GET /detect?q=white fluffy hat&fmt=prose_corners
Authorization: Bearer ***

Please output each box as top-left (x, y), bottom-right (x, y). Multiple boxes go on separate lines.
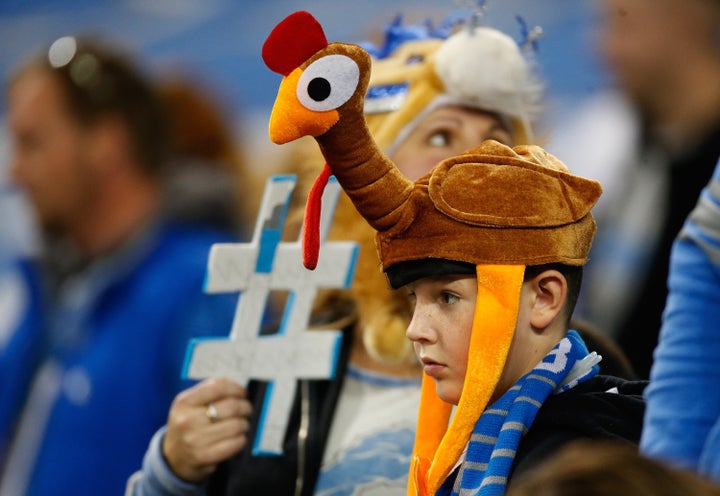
top-left (364, 23), bottom-right (542, 150)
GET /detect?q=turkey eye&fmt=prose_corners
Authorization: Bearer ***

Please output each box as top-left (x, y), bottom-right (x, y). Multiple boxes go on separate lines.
top-left (308, 77), bottom-right (331, 101)
top-left (297, 54), bottom-right (359, 112)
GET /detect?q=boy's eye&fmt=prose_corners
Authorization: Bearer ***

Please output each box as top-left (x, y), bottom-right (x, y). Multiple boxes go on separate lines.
top-left (427, 130), bottom-right (450, 147)
top-left (442, 292), bottom-right (459, 304)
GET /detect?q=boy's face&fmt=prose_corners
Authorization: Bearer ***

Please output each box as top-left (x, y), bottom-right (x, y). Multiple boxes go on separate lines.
top-left (406, 272), bottom-right (546, 406)
top-left (405, 274), bottom-right (477, 404)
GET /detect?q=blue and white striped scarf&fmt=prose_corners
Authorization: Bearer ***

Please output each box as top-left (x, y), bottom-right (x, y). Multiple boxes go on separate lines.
top-left (438, 330), bottom-right (600, 496)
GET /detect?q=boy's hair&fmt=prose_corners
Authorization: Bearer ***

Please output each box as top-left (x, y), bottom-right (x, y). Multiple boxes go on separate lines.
top-left (387, 260), bottom-right (583, 327)
top-left (523, 263), bottom-right (583, 326)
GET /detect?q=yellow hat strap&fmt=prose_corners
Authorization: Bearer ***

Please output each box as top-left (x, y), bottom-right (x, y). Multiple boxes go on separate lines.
top-left (408, 264), bottom-right (525, 496)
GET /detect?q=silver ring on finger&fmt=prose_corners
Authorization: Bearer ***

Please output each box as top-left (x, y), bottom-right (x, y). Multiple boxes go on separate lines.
top-left (205, 402), bottom-right (220, 423)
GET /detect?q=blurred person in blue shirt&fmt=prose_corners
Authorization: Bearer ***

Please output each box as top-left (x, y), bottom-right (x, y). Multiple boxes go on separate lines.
top-left (0, 250), bottom-right (43, 466)
top-left (0, 36), bottom-right (238, 496)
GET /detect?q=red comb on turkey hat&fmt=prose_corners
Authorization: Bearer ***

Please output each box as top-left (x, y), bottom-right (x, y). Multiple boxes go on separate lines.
top-left (262, 11), bottom-right (336, 270)
top-left (262, 11), bottom-right (329, 76)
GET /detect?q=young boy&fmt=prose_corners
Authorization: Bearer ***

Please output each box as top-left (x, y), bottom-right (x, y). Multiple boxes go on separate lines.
top-left (368, 142), bottom-right (647, 496)
top-left (262, 11), bottom-right (647, 495)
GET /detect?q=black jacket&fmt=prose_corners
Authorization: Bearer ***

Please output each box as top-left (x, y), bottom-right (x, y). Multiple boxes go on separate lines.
top-left (437, 375), bottom-right (646, 492)
top-left (512, 374), bottom-right (646, 478)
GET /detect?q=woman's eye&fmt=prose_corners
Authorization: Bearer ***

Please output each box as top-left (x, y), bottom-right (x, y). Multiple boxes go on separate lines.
top-left (427, 131), bottom-right (450, 147)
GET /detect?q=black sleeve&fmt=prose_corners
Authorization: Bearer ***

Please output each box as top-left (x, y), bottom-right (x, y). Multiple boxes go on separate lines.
top-left (510, 376), bottom-right (646, 481)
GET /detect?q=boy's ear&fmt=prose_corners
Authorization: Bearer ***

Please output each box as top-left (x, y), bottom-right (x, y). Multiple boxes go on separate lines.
top-left (528, 269), bottom-right (567, 330)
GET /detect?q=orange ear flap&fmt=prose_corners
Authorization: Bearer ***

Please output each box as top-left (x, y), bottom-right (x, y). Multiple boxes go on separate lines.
top-left (408, 374), bottom-right (453, 496)
top-left (408, 264), bottom-right (525, 496)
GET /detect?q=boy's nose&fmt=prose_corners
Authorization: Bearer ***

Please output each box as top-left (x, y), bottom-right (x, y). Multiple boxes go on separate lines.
top-left (406, 310), bottom-right (434, 343)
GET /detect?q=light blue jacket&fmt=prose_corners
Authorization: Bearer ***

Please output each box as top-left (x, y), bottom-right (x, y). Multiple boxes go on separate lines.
top-left (641, 159), bottom-right (720, 481)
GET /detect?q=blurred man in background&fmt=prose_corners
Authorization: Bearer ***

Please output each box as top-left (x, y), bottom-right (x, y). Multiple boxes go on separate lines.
top-left (0, 36), bottom-right (237, 496)
top-left (571, 0), bottom-right (720, 378)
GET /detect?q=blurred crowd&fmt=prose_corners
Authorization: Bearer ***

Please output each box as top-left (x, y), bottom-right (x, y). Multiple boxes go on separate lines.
top-left (1, 0), bottom-right (720, 495)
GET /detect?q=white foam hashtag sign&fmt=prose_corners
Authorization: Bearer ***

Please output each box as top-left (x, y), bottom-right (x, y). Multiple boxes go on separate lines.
top-left (183, 174), bottom-right (358, 455)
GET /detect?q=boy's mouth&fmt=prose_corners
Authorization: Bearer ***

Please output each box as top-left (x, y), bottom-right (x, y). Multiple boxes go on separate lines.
top-left (421, 356), bottom-right (446, 378)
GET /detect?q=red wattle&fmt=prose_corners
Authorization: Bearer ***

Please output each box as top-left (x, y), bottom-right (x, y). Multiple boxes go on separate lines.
top-left (302, 163), bottom-right (332, 270)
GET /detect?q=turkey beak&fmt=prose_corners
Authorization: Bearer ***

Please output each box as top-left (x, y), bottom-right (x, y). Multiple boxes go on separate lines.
top-left (269, 68), bottom-right (340, 144)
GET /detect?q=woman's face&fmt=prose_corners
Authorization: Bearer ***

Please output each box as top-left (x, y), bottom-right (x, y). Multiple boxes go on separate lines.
top-left (390, 105), bottom-right (513, 181)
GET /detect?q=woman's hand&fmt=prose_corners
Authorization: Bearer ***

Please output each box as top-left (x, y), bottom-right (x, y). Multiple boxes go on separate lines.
top-left (162, 378), bottom-right (252, 482)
